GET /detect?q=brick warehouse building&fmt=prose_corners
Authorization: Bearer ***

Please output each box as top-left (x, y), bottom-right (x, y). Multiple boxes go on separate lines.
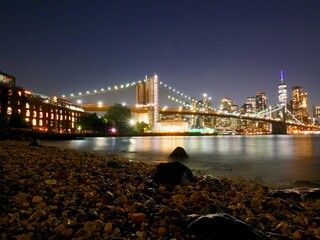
top-left (0, 71), bottom-right (85, 133)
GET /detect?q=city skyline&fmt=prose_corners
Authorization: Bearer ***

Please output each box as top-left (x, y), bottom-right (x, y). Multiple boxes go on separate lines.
top-left (1, 0), bottom-right (319, 110)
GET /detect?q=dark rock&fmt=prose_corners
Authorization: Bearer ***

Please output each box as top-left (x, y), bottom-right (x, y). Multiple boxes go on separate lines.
top-left (293, 180), bottom-right (320, 188)
top-left (106, 160), bottom-right (120, 168)
top-left (187, 213), bottom-right (270, 240)
top-left (29, 139), bottom-right (41, 146)
top-left (199, 204), bottom-right (223, 215)
top-left (169, 146), bottom-right (189, 160)
top-left (266, 232), bottom-right (294, 240)
top-left (303, 188), bottom-right (320, 201)
top-left (153, 161), bottom-right (194, 185)
top-left (269, 189), bottom-right (301, 201)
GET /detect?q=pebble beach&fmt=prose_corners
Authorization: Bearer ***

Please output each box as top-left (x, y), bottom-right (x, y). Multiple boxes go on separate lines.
top-left (1, 140), bottom-right (320, 240)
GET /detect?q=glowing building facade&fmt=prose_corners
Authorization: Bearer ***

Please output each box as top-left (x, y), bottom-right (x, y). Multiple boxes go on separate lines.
top-left (256, 91), bottom-right (267, 112)
top-left (0, 71), bottom-right (85, 132)
top-left (278, 70), bottom-right (287, 107)
top-left (292, 86), bottom-right (310, 124)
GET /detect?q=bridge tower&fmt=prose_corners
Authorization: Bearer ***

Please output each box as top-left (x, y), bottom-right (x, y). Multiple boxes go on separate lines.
top-left (136, 74), bottom-right (159, 132)
top-left (271, 105), bottom-right (287, 134)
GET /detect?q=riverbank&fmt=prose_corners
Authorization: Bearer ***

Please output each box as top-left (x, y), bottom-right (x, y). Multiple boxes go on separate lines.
top-left (1, 140), bottom-right (320, 239)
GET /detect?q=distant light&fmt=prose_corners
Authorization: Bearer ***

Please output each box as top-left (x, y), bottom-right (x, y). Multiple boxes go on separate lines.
top-left (86, 91), bottom-right (90, 94)
top-left (108, 87), bottom-right (111, 90)
top-left (129, 119), bottom-right (136, 126)
top-left (77, 100), bottom-right (82, 104)
top-left (94, 90), bottom-right (97, 93)
top-left (79, 92), bottom-right (82, 95)
top-left (114, 86), bottom-right (118, 90)
top-left (122, 102), bottom-right (126, 106)
top-left (62, 95), bottom-right (65, 98)
top-left (70, 93), bottom-right (74, 96)
top-left (101, 88), bottom-right (104, 91)
top-left (98, 101), bottom-right (103, 106)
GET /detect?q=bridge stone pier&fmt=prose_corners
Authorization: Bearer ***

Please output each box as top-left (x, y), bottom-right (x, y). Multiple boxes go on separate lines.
top-left (271, 121), bottom-right (287, 134)
top-left (271, 106), bottom-right (287, 134)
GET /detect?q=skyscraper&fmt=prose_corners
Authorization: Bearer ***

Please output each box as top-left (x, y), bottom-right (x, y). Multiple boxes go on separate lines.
top-left (220, 97), bottom-right (234, 113)
top-left (278, 70), bottom-right (287, 107)
top-left (256, 91), bottom-right (267, 112)
top-left (292, 86), bottom-right (309, 124)
top-left (246, 97), bottom-right (256, 113)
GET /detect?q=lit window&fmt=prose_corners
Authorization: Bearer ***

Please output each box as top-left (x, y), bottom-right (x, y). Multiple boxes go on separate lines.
top-left (39, 112), bottom-right (43, 118)
top-left (51, 113), bottom-right (54, 119)
top-left (46, 112), bottom-right (49, 118)
top-left (25, 118), bottom-right (29, 122)
top-left (32, 119), bottom-right (37, 126)
top-left (7, 107), bottom-right (12, 115)
top-left (60, 115), bottom-right (63, 120)
top-left (26, 103), bottom-right (30, 109)
top-left (39, 120), bottom-right (43, 126)
top-left (18, 109), bottom-right (21, 114)
top-left (33, 111), bottom-right (37, 118)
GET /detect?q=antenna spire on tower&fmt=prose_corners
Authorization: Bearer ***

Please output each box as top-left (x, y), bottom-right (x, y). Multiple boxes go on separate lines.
top-left (280, 70), bottom-right (284, 83)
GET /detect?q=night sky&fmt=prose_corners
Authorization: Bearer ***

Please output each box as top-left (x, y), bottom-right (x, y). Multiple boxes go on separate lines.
top-left (1, 0), bottom-right (319, 111)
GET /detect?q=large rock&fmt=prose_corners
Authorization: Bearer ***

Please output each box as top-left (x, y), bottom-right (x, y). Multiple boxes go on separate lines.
top-left (187, 213), bottom-right (270, 240)
top-left (169, 146), bottom-right (189, 160)
top-left (153, 161), bottom-right (194, 185)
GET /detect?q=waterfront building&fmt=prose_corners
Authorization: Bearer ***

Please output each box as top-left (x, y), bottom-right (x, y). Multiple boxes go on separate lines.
top-left (0, 71), bottom-right (85, 132)
top-left (246, 97), bottom-right (256, 113)
top-left (256, 91), bottom-right (267, 112)
top-left (313, 105), bottom-right (320, 125)
top-left (278, 70), bottom-right (287, 107)
top-left (230, 104), bottom-right (238, 113)
top-left (0, 71), bottom-right (17, 125)
top-left (220, 97), bottom-right (233, 113)
top-left (292, 86), bottom-right (310, 124)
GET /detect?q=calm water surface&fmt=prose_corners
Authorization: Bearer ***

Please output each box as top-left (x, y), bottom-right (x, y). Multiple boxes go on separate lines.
top-left (43, 135), bottom-right (320, 185)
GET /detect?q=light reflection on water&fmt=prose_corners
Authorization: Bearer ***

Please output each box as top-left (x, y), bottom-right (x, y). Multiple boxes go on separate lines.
top-left (43, 135), bottom-right (320, 185)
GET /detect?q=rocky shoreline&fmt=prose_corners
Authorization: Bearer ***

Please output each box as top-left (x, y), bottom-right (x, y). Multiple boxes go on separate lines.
top-left (1, 140), bottom-right (320, 239)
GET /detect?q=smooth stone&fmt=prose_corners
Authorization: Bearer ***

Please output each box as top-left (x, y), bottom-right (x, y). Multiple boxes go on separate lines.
top-left (153, 161), bottom-right (194, 185)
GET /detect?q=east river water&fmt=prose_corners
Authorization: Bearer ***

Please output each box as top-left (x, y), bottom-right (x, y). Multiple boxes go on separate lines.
top-left (43, 134), bottom-right (320, 185)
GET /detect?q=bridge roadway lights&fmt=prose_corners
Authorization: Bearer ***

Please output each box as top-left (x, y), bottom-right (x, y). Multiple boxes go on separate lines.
top-left (271, 121), bottom-right (287, 134)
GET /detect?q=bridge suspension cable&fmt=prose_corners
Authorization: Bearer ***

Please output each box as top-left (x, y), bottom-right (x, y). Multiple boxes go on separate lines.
top-left (285, 108), bottom-right (304, 125)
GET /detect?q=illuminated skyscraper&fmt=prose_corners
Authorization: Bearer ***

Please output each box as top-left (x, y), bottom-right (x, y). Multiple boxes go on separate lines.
top-left (246, 97), bottom-right (256, 113)
top-left (256, 91), bottom-right (267, 112)
top-left (292, 86), bottom-right (309, 124)
top-left (220, 97), bottom-right (234, 113)
top-left (314, 105), bottom-right (320, 125)
top-left (278, 70), bottom-right (287, 107)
